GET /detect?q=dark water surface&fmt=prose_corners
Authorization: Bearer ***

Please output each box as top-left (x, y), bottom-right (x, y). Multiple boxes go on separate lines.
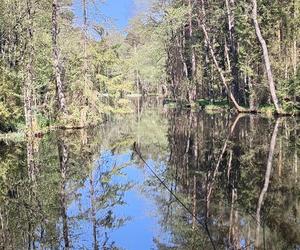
top-left (0, 99), bottom-right (299, 250)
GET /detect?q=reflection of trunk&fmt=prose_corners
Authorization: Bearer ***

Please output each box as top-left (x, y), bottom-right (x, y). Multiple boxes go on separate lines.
top-left (89, 172), bottom-right (99, 250)
top-left (52, 0), bottom-right (67, 114)
top-left (227, 150), bottom-right (233, 181)
top-left (228, 188), bottom-right (238, 249)
top-left (255, 119), bottom-right (280, 247)
top-left (0, 208), bottom-right (5, 246)
top-left (206, 114), bottom-right (243, 211)
top-left (184, 112), bottom-right (193, 189)
top-left (191, 176), bottom-right (197, 250)
top-left (27, 138), bottom-right (37, 182)
top-left (58, 138), bottom-right (70, 248)
top-left (251, 0), bottom-right (281, 114)
top-left (197, 0), bottom-right (244, 112)
top-left (278, 138), bottom-right (282, 177)
top-left (26, 136), bottom-right (41, 248)
top-left (192, 175), bottom-right (197, 229)
top-left (294, 128), bottom-right (298, 183)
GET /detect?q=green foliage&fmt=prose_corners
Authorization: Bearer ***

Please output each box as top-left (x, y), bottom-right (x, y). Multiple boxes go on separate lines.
top-left (279, 70), bottom-right (300, 113)
top-left (0, 65), bottom-right (23, 131)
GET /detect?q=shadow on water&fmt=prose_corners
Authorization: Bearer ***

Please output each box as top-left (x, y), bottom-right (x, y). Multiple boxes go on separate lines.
top-left (0, 98), bottom-right (299, 249)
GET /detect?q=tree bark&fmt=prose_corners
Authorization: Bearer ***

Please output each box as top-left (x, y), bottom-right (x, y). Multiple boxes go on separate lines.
top-left (225, 0), bottom-right (241, 104)
top-left (251, 0), bottom-right (282, 114)
top-left (292, 0), bottom-right (298, 76)
top-left (188, 0), bottom-right (196, 78)
top-left (52, 0), bottom-right (67, 115)
top-left (80, 0), bottom-right (88, 126)
top-left (24, 0), bottom-right (35, 132)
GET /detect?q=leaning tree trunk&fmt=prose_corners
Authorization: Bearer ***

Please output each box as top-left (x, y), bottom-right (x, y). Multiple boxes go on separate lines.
top-left (251, 0), bottom-right (282, 114)
top-left (198, 0), bottom-right (244, 112)
top-left (52, 0), bottom-right (67, 115)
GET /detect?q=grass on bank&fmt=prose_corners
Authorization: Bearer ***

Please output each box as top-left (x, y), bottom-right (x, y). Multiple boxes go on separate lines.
top-left (165, 98), bottom-right (299, 115)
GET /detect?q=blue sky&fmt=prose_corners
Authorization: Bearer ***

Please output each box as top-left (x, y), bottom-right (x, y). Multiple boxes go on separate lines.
top-left (72, 0), bottom-right (135, 30)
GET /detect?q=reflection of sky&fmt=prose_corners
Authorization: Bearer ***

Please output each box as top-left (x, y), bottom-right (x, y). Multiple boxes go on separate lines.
top-left (68, 150), bottom-right (171, 250)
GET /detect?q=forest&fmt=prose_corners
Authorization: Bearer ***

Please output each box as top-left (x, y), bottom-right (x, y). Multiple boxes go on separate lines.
top-left (0, 0), bottom-right (299, 249)
top-left (0, 0), bottom-right (299, 134)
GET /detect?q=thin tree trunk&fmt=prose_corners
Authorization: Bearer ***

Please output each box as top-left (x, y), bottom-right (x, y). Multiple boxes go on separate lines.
top-left (24, 0), bottom-right (35, 132)
top-left (292, 0), bottom-right (298, 76)
top-left (248, 75), bottom-right (256, 110)
top-left (83, 0), bottom-right (88, 84)
top-left (180, 30), bottom-right (189, 80)
top-left (52, 0), bottom-right (67, 115)
top-left (251, 0), bottom-right (282, 114)
top-left (188, 0), bottom-right (196, 77)
top-left (225, 0), bottom-right (241, 104)
top-left (80, 0), bottom-right (88, 126)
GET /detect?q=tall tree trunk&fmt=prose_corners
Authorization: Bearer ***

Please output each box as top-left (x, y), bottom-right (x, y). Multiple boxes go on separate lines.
top-left (197, 0), bottom-right (244, 112)
top-left (248, 75), bottom-right (256, 110)
top-left (188, 0), bottom-right (196, 78)
top-left (52, 0), bottom-right (67, 115)
top-left (24, 0), bottom-right (35, 132)
top-left (83, 0), bottom-right (88, 84)
top-left (251, 0), bottom-right (282, 114)
top-left (80, 0), bottom-right (88, 126)
top-left (225, 0), bottom-right (241, 104)
top-left (292, 0), bottom-right (298, 77)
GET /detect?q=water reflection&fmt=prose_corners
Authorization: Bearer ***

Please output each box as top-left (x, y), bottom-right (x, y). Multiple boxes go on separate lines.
top-left (0, 100), bottom-right (299, 249)
top-left (148, 110), bottom-right (299, 250)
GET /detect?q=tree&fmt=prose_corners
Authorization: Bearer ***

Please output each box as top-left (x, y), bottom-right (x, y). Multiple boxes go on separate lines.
top-left (52, 0), bottom-right (67, 115)
top-left (251, 0), bottom-right (282, 114)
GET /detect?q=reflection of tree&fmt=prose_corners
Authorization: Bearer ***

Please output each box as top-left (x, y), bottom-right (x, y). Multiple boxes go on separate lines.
top-left (0, 121), bottom-right (134, 248)
top-left (58, 137), bottom-right (70, 248)
top-left (0, 103), bottom-right (299, 249)
top-left (255, 119), bottom-right (280, 248)
top-left (147, 110), bottom-right (299, 250)
top-left (80, 153), bottom-right (131, 250)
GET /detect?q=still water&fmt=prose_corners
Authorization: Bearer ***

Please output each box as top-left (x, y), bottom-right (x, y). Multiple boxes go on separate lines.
top-left (0, 99), bottom-right (299, 250)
